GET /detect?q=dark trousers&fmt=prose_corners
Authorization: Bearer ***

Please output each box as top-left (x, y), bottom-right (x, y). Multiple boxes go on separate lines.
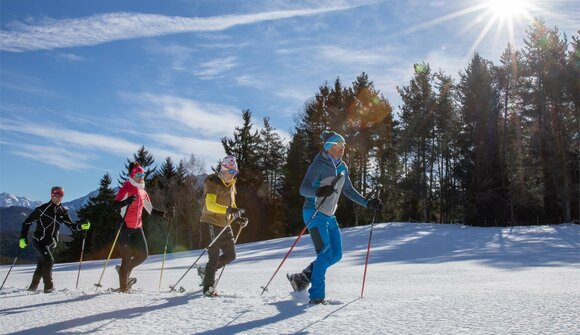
top-left (200, 223), bottom-right (236, 291)
top-left (118, 226), bottom-right (148, 289)
top-left (31, 240), bottom-right (54, 289)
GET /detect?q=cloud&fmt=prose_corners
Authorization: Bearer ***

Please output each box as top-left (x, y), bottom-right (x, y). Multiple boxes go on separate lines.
top-left (0, 119), bottom-right (138, 156)
top-left (194, 56), bottom-right (238, 79)
top-left (0, 4), bottom-right (362, 52)
top-left (11, 144), bottom-right (95, 170)
top-left (142, 94), bottom-right (241, 136)
top-left (149, 133), bottom-right (225, 163)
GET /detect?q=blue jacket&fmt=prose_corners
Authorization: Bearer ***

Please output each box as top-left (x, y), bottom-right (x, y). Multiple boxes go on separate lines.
top-left (300, 151), bottom-right (368, 216)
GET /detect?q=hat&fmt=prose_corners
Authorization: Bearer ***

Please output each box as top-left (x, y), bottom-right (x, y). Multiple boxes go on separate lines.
top-left (321, 130), bottom-right (345, 151)
top-left (129, 163), bottom-right (145, 178)
top-left (221, 155), bottom-right (238, 173)
top-left (51, 186), bottom-right (64, 197)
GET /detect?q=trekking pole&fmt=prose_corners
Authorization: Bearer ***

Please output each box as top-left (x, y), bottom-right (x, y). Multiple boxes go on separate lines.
top-left (75, 229), bottom-right (88, 289)
top-left (169, 219), bottom-right (238, 292)
top-left (0, 249), bottom-right (22, 290)
top-left (260, 172), bottom-right (344, 296)
top-left (94, 209), bottom-right (128, 290)
top-left (159, 207), bottom-right (175, 289)
top-left (213, 222), bottom-right (245, 290)
top-left (361, 186), bottom-right (381, 298)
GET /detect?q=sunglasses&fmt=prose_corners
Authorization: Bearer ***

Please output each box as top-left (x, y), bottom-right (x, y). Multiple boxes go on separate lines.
top-left (134, 173), bottom-right (145, 178)
top-left (228, 169), bottom-right (238, 175)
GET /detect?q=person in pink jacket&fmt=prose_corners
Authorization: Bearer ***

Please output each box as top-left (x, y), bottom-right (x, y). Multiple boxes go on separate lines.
top-left (113, 162), bottom-right (166, 292)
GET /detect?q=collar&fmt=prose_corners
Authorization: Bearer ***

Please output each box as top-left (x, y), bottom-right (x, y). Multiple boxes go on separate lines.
top-left (321, 151), bottom-right (342, 168)
top-left (129, 178), bottom-right (145, 190)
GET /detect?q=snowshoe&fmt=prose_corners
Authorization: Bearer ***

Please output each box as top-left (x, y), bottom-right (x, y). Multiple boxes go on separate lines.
top-left (127, 277), bottom-right (137, 289)
top-left (287, 273), bottom-right (309, 292)
top-left (203, 286), bottom-right (218, 297)
top-left (43, 287), bottom-right (55, 294)
top-left (309, 298), bottom-right (328, 305)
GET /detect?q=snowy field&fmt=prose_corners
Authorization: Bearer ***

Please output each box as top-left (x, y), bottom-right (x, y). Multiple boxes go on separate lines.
top-left (1, 222), bottom-right (578, 335)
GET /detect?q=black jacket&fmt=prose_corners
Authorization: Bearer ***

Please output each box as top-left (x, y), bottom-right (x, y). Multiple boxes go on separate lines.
top-left (20, 201), bottom-right (81, 247)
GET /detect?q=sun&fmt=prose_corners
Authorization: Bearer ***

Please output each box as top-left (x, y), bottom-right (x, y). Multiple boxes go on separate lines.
top-left (485, 0), bottom-right (530, 19)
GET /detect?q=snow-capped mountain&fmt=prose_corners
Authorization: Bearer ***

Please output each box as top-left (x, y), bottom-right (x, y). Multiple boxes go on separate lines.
top-left (0, 193), bottom-right (43, 208)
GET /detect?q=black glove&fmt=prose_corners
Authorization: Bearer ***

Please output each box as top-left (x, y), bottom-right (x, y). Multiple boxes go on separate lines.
top-left (226, 207), bottom-right (245, 220)
top-left (234, 217), bottom-right (249, 228)
top-left (367, 198), bottom-right (383, 211)
top-left (124, 195), bottom-right (136, 206)
top-left (152, 208), bottom-right (166, 218)
top-left (315, 185), bottom-right (335, 197)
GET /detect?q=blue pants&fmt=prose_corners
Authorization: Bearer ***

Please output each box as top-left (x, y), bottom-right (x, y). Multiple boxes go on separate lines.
top-left (304, 209), bottom-right (342, 300)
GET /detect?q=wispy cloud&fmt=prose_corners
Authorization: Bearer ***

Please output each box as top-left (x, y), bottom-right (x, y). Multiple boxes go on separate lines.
top-left (194, 56), bottom-right (238, 79)
top-left (0, 120), bottom-right (138, 156)
top-left (12, 144), bottom-right (95, 170)
top-left (0, 4), bottom-right (362, 52)
top-left (141, 94), bottom-right (242, 136)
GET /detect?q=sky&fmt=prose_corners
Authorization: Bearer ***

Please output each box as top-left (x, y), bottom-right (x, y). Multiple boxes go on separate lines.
top-left (1, 222), bottom-right (579, 334)
top-left (0, 0), bottom-right (578, 201)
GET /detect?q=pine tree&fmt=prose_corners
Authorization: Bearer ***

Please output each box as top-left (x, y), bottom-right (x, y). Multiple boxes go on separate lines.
top-left (68, 173), bottom-right (118, 261)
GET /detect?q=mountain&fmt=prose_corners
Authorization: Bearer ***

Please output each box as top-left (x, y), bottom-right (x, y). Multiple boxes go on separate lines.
top-left (0, 222), bottom-right (578, 334)
top-left (0, 193), bottom-right (42, 208)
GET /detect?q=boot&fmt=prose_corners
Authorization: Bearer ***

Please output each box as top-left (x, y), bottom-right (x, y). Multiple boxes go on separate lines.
top-left (43, 281), bottom-right (54, 293)
top-left (27, 282), bottom-right (39, 292)
top-left (309, 298), bottom-right (328, 305)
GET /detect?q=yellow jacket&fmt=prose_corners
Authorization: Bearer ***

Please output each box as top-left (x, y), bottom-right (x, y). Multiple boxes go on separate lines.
top-left (200, 173), bottom-right (237, 227)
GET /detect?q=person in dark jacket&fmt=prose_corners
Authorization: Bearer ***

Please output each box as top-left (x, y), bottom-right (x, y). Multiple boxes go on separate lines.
top-left (112, 162), bottom-right (166, 292)
top-left (198, 155), bottom-right (247, 296)
top-left (20, 186), bottom-right (91, 293)
top-left (287, 130), bottom-right (383, 304)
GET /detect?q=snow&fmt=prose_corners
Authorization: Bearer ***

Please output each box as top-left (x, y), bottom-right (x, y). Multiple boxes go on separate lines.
top-left (1, 222), bottom-right (579, 335)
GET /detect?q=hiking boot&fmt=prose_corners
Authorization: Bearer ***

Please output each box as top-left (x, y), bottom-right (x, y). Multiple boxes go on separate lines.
top-left (27, 283), bottom-right (39, 292)
top-left (309, 298), bottom-right (327, 305)
top-left (287, 273), bottom-right (309, 292)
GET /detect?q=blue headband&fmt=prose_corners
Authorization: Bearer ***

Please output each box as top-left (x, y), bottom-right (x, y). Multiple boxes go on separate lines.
top-left (323, 133), bottom-right (345, 151)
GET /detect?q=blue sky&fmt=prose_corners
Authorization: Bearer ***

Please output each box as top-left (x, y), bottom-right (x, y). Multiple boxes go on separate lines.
top-left (0, 0), bottom-right (577, 202)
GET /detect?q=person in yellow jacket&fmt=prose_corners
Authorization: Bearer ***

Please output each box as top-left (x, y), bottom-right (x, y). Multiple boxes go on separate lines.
top-left (198, 155), bottom-right (247, 296)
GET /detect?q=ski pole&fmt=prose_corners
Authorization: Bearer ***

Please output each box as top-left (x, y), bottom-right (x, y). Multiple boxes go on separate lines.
top-left (361, 186), bottom-right (381, 298)
top-left (75, 229), bottom-right (88, 289)
top-left (94, 209), bottom-right (128, 290)
top-left (260, 172), bottom-right (344, 296)
top-left (213, 222), bottom-right (245, 290)
top-left (159, 207), bottom-right (175, 289)
top-left (0, 249), bottom-right (22, 290)
top-left (169, 222), bottom-right (234, 292)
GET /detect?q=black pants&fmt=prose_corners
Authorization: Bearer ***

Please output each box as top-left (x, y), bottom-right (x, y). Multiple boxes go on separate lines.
top-left (31, 240), bottom-right (55, 289)
top-left (118, 226), bottom-right (148, 289)
top-left (200, 222), bottom-right (236, 292)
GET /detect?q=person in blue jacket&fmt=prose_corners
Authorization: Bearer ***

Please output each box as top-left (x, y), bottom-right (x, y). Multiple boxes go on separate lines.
top-left (287, 130), bottom-right (383, 304)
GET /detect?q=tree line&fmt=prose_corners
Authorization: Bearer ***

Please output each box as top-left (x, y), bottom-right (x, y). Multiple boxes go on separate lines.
top-left (63, 18), bottom-right (578, 261)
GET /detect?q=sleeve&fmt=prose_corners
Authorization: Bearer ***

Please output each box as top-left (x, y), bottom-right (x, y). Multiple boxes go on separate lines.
top-left (143, 192), bottom-right (153, 214)
top-left (20, 207), bottom-right (42, 239)
top-left (299, 161), bottom-right (321, 198)
top-left (112, 183), bottom-right (129, 211)
top-left (341, 167), bottom-right (369, 208)
top-left (205, 194), bottom-right (228, 214)
top-left (61, 208), bottom-right (81, 233)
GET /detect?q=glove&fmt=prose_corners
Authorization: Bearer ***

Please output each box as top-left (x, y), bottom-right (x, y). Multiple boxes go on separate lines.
top-left (235, 217), bottom-right (249, 228)
top-left (152, 209), bottom-right (166, 218)
top-left (367, 198), bottom-right (383, 211)
top-left (315, 185), bottom-right (335, 197)
top-left (124, 195), bottom-right (136, 206)
top-left (80, 221), bottom-right (91, 230)
top-left (226, 207), bottom-right (245, 220)
top-left (19, 238), bottom-right (27, 249)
